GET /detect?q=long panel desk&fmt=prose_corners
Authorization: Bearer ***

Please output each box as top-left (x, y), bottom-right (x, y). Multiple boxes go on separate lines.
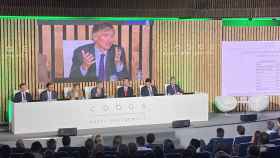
top-left (12, 94), bottom-right (208, 134)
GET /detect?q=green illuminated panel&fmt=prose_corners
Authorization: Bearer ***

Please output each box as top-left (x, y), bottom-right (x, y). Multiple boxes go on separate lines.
top-left (223, 18), bottom-right (280, 27)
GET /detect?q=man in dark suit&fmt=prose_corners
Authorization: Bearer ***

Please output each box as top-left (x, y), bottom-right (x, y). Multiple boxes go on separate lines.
top-left (117, 78), bottom-right (133, 97)
top-left (13, 83), bottom-right (33, 103)
top-left (91, 81), bottom-right (106, 99)
top-left (166, 77), bottom-right (183, 95)
top-left (141, 78), bottom-right (158, 97)
top-left (40, 82), bottom-right (58, 101)
top-left (69, 23), bottom-right (129, 81)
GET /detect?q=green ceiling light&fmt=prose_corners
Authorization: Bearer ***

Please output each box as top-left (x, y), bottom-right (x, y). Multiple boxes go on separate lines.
top-left (222, 18), bottom-right (280, 27)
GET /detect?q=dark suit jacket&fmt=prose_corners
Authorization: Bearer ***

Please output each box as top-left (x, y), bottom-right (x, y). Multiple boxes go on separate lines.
top-left (117, 87), bottom-right (133, 97)
top-left (166, 84), bottom-right (183, 95)
top-left (69, 43), bottom-right (129, 81)
top-left (91, 87), bottom-right (105, 99)
top-left (40, 90), bottom-right (58, 101)
top-left (13, 92), bottom-right (33, 103)
top-left (207, 138), bottom-right (224, 152)
top-left (141, 86), bottom-right (158, 96)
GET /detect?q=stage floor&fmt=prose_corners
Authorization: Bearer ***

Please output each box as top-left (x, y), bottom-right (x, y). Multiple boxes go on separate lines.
top-left (0, 111), bottom-right (279, 148)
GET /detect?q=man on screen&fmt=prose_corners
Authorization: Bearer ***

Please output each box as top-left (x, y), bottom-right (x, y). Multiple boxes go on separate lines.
top-left (69, 23), bottom-right (129, 81)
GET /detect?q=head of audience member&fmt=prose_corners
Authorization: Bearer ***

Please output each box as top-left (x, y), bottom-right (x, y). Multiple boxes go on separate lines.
top-left (80, 146), bottom-right (89, 158)
top-left (19, 83), bottom-right (28, 92)
top-left (163, 139), bottom-right (175, 153)
top-left (146, 133), bottom-right (156, 145)
top-left (16, 139), bottom-right (25, 150)
top-left (252, 130), bottom-right (261, 145)
top-left (247, 145), bottom-right (260, 158)
top-left (128, 142), bottom-right (137, 156)
top-left (0, 145), bottom-right (11, 158)
top-left (170, 77), bottom-right (176, 85)
top-left (123, 78), bottom-right (130, 87)
top-left (216, 128), bottom-right (225, 138)
top-left (113, 135), bottom-right (123, 151)
top-left (46, 82), bottom-right (55, 92)
top-left (153, 146), bottom-right (164, 158)
top-left (94, 134), bottom-right (103, 145)
top-left (95, 144), bottom-right (104, 154)
top-left (46, 139), bottom-right (57, 152)
top-left (189, 138), bottom-right (200, 151)
top-left (136, 136), bottom-right (146, 147)
top-left (267, 120), bottom-right (275, 131)
top-left (62, 136), bottom-right (71, 147)
top-left (199, 139), bottom-right (207, 152)
top-left (92, 23), bottom-right (115, 52)
top-left (214, 151), bottom-right (231, 158)
top-left (22, 152), bottom-right (35, 158)
top-left (237, 125), bottom-right (245, 136)
top-left (145, 78), bottom-right (152, 87)
top-left (182, 145), bottom-right (196, 158)
top-left (31, 141), bottom-right (43, 153)
top-left (259, 132), bottom-right (269, 145)
top-left (118, 144), bottom-right (129, 158)
top-left (96, 81), bottom-right (104, 89)
top-left (85, 138), bottom-right (94, 152)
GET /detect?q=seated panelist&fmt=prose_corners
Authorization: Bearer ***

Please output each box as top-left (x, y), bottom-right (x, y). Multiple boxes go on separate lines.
top-left (68, 83), bottom-right (84, 100)
top-left (166, 77), bottom-right (183, 95)
top-left (13, 83), bottom-right (33, 103)
top-left (141, 78), bottom-right (158, 96)
top-left (91, 81), bottom-right (106, 99)
top-left (117, 78), bottom-right (133, 97)
top-left (40, 82), bottom-right (58, 101)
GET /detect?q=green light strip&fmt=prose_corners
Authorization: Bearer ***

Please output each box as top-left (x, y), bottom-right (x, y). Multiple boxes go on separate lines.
top-left (0, 16), bottom-right (209, 21)
top-left (222, 18), bottom-right (280, 27)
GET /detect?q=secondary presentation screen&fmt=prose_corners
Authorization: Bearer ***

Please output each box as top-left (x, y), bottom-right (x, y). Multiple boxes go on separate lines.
top-left (222, 41), bottom-right (280, 96)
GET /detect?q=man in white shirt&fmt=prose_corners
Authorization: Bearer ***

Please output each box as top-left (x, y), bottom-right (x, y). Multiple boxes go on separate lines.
top-left (266, 120), bottom-right (276, 135)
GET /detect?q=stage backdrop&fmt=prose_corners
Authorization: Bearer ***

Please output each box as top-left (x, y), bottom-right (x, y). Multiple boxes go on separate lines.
top-left (1, 17), bottom-right (280, 121)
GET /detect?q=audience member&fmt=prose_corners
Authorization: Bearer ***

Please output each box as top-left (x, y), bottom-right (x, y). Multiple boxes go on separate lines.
top-left (259, 132), bottom-right (275, 152)
top-left (44, 150), bottom-right (55, 158)
top-left (0, 145), bottom-right (11, 158)
top-left (182, 145), bottom-right (196, 158)
top-left (31, 141), bottom-right (43, 158)
top-left (15, 139), bottom-right (26, 153)
top-left (207, 128), bottom-right (224, 152)
top-left (236, 125), bottom-right (246, 136)
top-left (113, 135), bottom-right (123, 152)
top-left (118, 144), bottom-right (129, 158)
top-left (246, 145), bottom-right (260, 158)
top-left (199, 139), bottom-right (207, 152)
top-left (136, 136), bottom-right (152, 151)
top-left (128, 142), bottom-right (137, 157)
top-left (163, 139), bottom-right (175, 153)
top-left (266, 120), bottom-right (276, 134)
top-left (46, 139), bottom-right (57, 153)
top-left (85, 138), bottom-right (94, 157)
top-left (57, 136), bottom-right (72, 154)
top-left (277, 117), bottom-right (280, 133)
top-left (153, 146), bottom-right (164, 158)
top-left (251, 130), bottom-right (261, 145)
top-left (94, 134), bottom-right (104, 145)
top-left (146, 133), bottom-right (156, 148)
top-left (214, 151), bottom-right (231, 158)
top-left (189, 138), bottom-right (200, 152)
top-left (80, 146), bottom-right (89, 158)
top-left (22, 153), bottom-right (35, 158)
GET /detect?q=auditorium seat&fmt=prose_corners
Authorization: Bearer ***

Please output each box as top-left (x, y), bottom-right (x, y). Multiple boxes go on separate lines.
top-left (234, 136), bottom-right (252, 144)
top-left (237, 143), bottom-right (251, 157)
top-left (212, 138), bottom-right (234, 154)
top-left (269, 132), bottom-right (279, 140)
top-left (269, 139), bottom-right (280, 145)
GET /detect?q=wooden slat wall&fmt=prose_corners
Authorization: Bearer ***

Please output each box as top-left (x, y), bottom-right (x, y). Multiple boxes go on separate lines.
top-left (153, 20), bottom-right (222, 112)
top-left (1, 19), bottom-right (280, 122)
top-left (223, 26), bottom-right (280, 112)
